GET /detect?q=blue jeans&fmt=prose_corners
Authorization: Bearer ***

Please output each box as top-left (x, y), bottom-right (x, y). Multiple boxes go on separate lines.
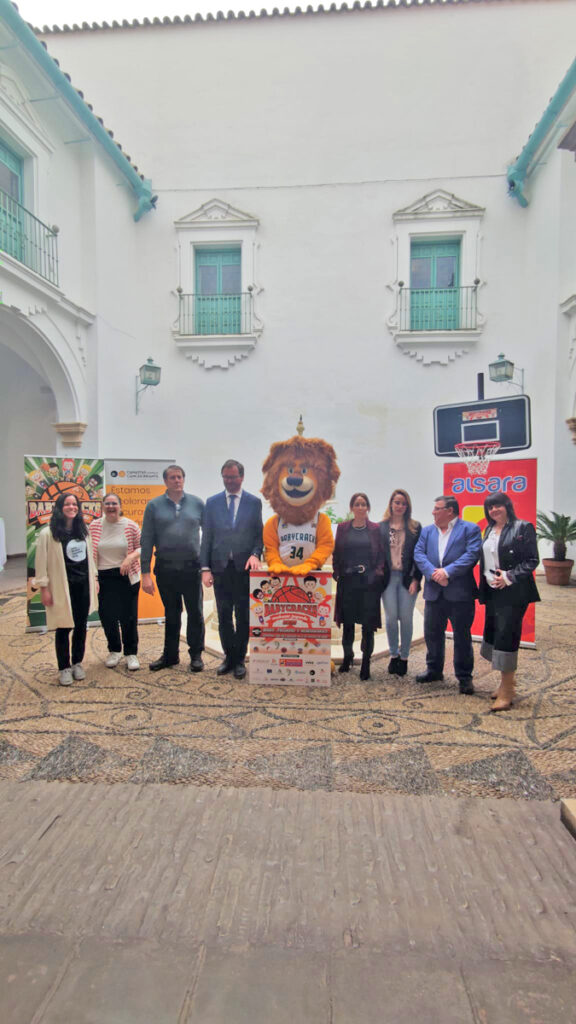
top-left (382, 570), bottom-right (418, 659)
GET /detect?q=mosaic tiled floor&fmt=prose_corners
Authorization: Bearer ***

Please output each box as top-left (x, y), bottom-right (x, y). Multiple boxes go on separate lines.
top-left (1, 583), bottom-right (575, 799)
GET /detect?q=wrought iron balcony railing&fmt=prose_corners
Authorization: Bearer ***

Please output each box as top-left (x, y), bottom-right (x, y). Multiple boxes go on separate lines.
top-left (177, 292), bottom-right (254, 336)
top-left (0, 189), bottom-right (59, 286)
top-left (398, 285), bottom-right (478, 332)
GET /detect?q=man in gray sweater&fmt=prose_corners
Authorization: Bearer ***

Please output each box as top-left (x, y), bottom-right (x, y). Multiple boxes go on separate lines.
top-left (141, 465), bottom-right (205, 672)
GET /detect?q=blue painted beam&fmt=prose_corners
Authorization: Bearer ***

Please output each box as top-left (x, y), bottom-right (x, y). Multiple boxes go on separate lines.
top-left (508, 57), bottom-right (576, 208)
top-left (0, 0), bottom-right (157, 220)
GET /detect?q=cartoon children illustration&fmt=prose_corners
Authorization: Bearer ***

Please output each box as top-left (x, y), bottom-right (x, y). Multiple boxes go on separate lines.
top-left (302, 574), bottom-right (318, 601)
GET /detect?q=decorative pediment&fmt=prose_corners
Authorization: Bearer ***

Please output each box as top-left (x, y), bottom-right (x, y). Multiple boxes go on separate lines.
top-left (393, 190), bottom-right (485, 222)
top-left (0, 65), bottom-right (52, 149)
top-left (175, 199), bottom-right (259, 229)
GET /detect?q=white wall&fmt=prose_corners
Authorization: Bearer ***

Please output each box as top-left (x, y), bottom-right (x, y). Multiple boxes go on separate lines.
top-left (19, 0), bottom-right (575, 526)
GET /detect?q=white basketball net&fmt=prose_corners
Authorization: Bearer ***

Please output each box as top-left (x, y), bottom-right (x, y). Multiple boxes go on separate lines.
top-left (454, 441), bottom-right (501, 476)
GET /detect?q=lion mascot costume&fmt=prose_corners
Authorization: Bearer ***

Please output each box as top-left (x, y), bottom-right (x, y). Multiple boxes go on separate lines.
top-left (261, 432), bottom-right (340, 575)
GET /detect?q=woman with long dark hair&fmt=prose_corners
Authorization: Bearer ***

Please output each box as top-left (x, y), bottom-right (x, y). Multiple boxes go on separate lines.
top-left (333, 493), bottom-right (385, 680)
top-left (479, 491), bottom-right (540, 711)
top-left (380, 488), bottom-right (422, 676)
top-left (34, 493), bottom-right (98, 686)
top-left (89, 493), bottom-right (141, 670)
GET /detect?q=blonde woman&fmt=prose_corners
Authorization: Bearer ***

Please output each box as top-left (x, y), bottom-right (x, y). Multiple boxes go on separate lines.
top-left (380, 489), bottom-right (422, 676)
top-left (89, 494), bottom-right (141, 670)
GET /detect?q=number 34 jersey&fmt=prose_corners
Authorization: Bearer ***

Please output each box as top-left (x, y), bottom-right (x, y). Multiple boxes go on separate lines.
top-left (277, 516), bottom-right (319, 566)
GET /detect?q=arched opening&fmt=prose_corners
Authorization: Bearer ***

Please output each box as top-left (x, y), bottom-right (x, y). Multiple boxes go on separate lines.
top-left (0, 307), bottom-right (85, 555)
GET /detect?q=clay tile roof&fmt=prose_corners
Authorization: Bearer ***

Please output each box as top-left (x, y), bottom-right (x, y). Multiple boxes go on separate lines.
top-left (35, 0), bottom-right (495, 34)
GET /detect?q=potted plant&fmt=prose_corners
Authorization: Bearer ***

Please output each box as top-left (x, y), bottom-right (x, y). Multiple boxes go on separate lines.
top-left (536, 511), bottom-right (576, 585)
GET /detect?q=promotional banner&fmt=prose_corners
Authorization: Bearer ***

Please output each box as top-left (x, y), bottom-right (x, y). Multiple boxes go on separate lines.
top-left (249, 570), bottom-right (332, 686)
top-left (104, 459), bottom-right (174, 621)
top-left (443, 458), bottom-right (537, 645)
top-left (25, 456), bottom-right (104, 629)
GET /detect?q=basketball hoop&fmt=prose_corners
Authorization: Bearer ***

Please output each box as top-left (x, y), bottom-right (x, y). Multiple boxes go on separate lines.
top-left (454, 440), bottom-right (501, 476)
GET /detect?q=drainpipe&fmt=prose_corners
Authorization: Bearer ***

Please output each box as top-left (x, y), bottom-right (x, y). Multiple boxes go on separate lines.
top-left (0, 0), bottom-right (157, 221)
top-left (507, 57), bottom-right (576, 207)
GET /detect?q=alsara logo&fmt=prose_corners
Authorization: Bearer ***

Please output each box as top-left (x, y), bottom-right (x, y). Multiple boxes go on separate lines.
top-left (452, 475), bottom-right (527, 494)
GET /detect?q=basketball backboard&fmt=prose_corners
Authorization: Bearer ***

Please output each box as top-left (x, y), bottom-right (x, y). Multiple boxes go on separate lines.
top-left (433, 395), bottom-right (531, 457)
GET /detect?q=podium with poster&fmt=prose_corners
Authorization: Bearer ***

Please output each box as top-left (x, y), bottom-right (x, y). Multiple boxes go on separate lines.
top-left (249, 570), bottom-right (333, 686)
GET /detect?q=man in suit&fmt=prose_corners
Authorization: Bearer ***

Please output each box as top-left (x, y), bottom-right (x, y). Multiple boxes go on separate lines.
top-left (200, 459), bottom-right (263, 679)
top-left (414, 495), bottom-right (482, 694)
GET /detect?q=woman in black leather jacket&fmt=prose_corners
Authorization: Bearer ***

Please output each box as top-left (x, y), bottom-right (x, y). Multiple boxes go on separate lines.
top-left (479, 491), bottom-right (539, 711)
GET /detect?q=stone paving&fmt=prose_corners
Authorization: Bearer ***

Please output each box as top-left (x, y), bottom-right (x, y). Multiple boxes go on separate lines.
top-left (1, 577), bottom-right (575, 798)
top-left (1, 561), bottom-right (576, 1021)
top-left (1, 782), bottom-right (576, 1023)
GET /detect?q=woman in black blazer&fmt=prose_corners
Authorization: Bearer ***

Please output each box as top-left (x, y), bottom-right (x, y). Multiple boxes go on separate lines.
top-left (479, 491), bottom-right (540, 712)
top-left (333, 493), bottom-right (386, 680)
top-left (380, 489), bottom-right (422, 677)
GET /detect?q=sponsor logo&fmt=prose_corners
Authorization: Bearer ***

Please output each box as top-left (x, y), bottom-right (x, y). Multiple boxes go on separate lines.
top-left (451, 475), bottom-right (527, 494)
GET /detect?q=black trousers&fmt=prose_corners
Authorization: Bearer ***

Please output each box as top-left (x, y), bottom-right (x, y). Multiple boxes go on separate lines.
top-left (98, 569), bottom-right (140, 655)
top-left (424, 594), bottom-right (476, 681)
top-left (55, 578), bottom-right (90, 670)
top-left (155, 564), bottom-right (205, 661)
top-left (213, 560), bottom-right (250, 664)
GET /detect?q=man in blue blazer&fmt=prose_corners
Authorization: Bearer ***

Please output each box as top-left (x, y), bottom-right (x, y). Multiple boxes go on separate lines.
top-left (200, 459), bottom-right (263, 679)
top-left (414, 495), bottom-right (482, 694)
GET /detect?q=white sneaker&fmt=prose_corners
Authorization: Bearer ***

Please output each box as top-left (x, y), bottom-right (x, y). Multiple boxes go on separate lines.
top-left (106, 652), bottom-right (122, 668)
top-left (72, 664), bottom-right (85, 680)
top-left (126, 655), bottom-right (140, 671)
top-left (59, 668), bottom-right (73, 686)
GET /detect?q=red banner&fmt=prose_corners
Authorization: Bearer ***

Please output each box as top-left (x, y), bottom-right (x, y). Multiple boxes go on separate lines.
top-left (443, 458), bottom-right (538, 644)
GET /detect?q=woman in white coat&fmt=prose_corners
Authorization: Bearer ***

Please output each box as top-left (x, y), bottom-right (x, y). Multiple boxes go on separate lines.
top-left (34, 493), bottom-right (98, 686)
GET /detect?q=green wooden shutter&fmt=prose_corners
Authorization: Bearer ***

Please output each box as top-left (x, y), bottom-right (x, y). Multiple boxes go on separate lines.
top-left (410, 240), bottom-right (460, 330)
top-left (0, 142), bottom-right (24, 264)
top-left (195, 248), bottom-right (241, 335)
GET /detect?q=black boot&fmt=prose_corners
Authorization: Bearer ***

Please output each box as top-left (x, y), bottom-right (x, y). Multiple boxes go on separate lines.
top-left (360, 629), bottom-right (374, 681)
top-left (339, 625), bottom-right (355, 673)
top-left (388, 656), bottom-right (400, 674)
top-left (396, 659), bottom-right (408, 677)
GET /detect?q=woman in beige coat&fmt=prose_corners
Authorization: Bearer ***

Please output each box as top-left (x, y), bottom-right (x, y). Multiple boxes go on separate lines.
top-left (34, 493), bottom-right (98, 686)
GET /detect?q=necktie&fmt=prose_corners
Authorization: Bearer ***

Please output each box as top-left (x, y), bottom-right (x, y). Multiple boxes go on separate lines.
top-left (228, 494), bottom-right (236, 527)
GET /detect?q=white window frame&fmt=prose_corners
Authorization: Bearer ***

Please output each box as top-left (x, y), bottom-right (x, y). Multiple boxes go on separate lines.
top-left (386, 189), bottom-right (485, 365)
top-left (173, 199), bottom-right (263, 370)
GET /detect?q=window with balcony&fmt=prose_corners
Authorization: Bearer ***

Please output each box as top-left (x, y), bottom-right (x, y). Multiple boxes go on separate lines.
top-left (401, 238), bottom-right (477, 332)
top-left (387, 190), bottom-right (485, 364)
top-left (173, 199), bottom-right (262, 369)
top-left (185, 246), bottom-right (247, 335)
top-left (0, 139), bottom-right (58, 286)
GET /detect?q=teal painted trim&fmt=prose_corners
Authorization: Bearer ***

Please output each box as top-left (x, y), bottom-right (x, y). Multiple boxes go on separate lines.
top-left (0, 0), bottom-right (156, 221)
top-left (508, 57), bottom-right (576, 208)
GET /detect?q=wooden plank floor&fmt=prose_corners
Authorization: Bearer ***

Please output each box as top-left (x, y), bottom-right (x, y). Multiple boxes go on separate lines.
top-left (1, 782), bottom-right (576, 1022)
